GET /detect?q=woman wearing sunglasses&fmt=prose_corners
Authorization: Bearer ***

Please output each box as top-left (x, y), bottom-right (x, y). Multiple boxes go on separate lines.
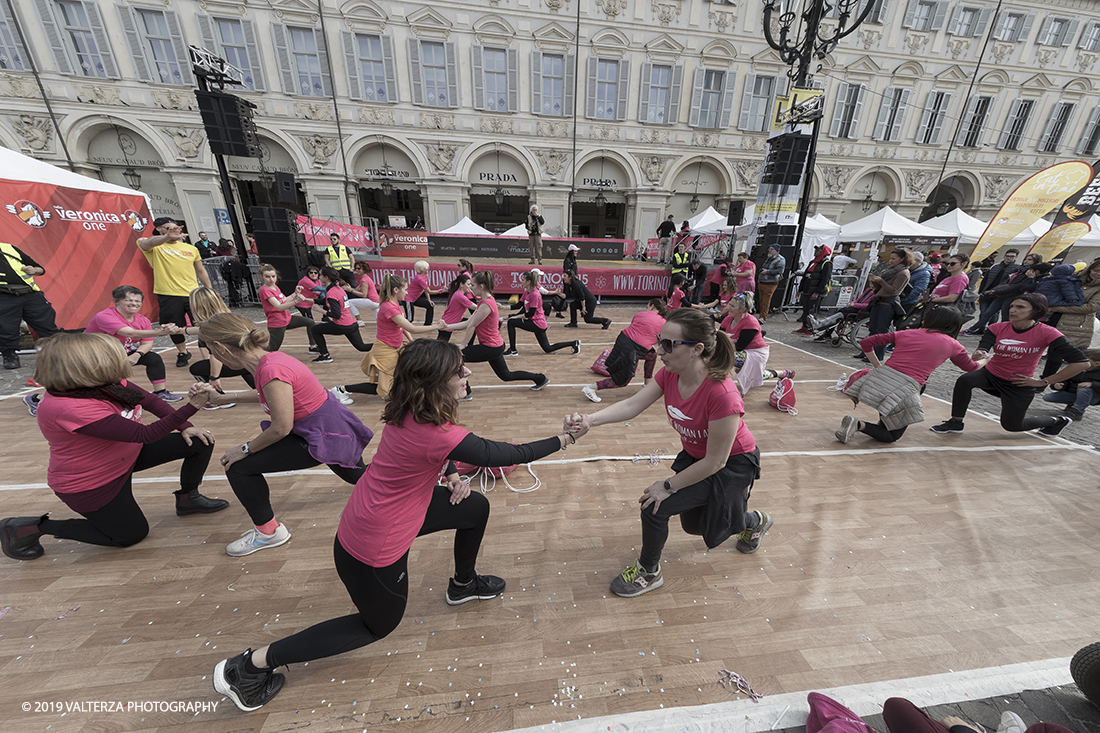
top-left (565, 308), bottom-right (771, 598)
top-left (212, 339), bottom-right (587, 712)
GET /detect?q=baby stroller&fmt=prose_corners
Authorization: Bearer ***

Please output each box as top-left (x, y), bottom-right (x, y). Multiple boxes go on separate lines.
top-left (806, 287), bottom-right (874, 348)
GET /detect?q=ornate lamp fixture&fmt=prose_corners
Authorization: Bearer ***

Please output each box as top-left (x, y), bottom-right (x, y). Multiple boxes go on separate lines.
top-left (378, 135), bottom-right (393, 197)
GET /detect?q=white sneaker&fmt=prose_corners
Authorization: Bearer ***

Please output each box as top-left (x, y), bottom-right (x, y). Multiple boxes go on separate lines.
top-left (581, 385), bottom-right (602, 403)
top-left (329, 385), bottom-right (353, 405)
top-left (226, 524), bottom-right (291, 557)
top-left (995, 711), bottom-right (1026, 733)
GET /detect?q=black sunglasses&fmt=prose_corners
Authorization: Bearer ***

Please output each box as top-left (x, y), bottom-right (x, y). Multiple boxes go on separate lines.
top-left (657, 338), bottom-right (700, 352)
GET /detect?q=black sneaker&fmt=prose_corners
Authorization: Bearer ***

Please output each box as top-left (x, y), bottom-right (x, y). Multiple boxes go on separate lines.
top-left (312, 354), bottom-right (333, 364)
top-left (308, 346), bottom-right (320, 353)
top-left (446, 574), bottom-right (505, 605)
top-left (554, 312), bottom-right (565, 319)
top-left (175, 489), bottom-right (230, 516)
top-left (175, 352), bottom-right (192, 368)
top-left (2, 350), bottom-right (19, 370)
top-left (213, 650), bottom-right (285, 712)
top-left (602, 319), bottom-right (611, 330)
top-left (571, 341), bottom-right (580, 355)
top-left (736, 511), bottom-right (773, 554)
top-left (502, 348), bottom-right (518, 357)
top-left (929, 418), bottom-right (964, 434)
top-left (0, 515), bottom-right (46, 560)
top-left (531, 375), bottom-right (550, 391)
top-left (564, 322), bottom-right (578, 328)
top-left (1038, 415), bottom-right (1073, 437)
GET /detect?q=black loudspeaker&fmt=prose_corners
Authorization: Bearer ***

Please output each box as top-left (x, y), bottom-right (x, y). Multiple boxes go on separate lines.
top-left (274, 172), bottom-right (297, 204)
top-left (251, 207), bottom-right (306, 292)
top-left (726, 200), bottom-right (746, 227)
top-left (762, 133), bottom-right (812, 187)
top-left (195, 90), bottom-right (260, 158)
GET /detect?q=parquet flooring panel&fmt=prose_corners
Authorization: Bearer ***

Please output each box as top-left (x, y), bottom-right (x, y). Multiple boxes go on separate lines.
top-left (2, 314), bottom-right (1099, 732)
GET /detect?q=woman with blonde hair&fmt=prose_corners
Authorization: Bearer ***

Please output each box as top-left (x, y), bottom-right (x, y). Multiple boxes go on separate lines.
top-left (722, 292), bottom-right (791, 394)
top-left (329, 273), bottom-right (442, 404)
top-left (565, 308), bottom-right (771, 598)
top-left (198, 313), bottom-right (373, 557)
top-left (213, 338), bottom-right (587, 712)
top-left (1, 332), bottom-right (224, 560)
top-left (183, 287), bottom-right (252, 404)
top-left (403, 260), bottom-right (439, 326)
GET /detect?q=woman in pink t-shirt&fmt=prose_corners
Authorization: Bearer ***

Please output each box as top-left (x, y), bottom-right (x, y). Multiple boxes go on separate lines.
top-left (567, 308), bottom-right (770, 599)
top-left (721, 292), bottom-right (791, 394)
top-left (443, 271), bottom-right (548, 397)
top-left (212, 338), bottom-right (587, 712)
top-left (198, 313), bottom-right (374, 557)
top-left (931, 293), bottom-right (1089, 437)
top-left (403, 260), bottom-right (439, 326)
top-left (258, 264), bottom-right (316, 352)
top-left (503, 270), bottom-right (578, 356)
top-left (665, 273), bottom-right (687, 310)
top-left (581, 298), bottom-right (669, 403)
top-left (309, 267), bottom-right (373, 363)
top-left (295, 266), bottom-right (322, 324)
top-left (0, 333), bottom-right (224, 561)
top-left (732, 251), bottom-right (756, 293)
top-left (345, 260), bottom-right (380, 319)
top-left (437, 273), bottom-right (476, 342)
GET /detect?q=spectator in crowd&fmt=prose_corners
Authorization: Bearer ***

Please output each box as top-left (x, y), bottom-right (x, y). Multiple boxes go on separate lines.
top-left (526, 205), bottom-right (545, 265)
top-left (136, 217), bottom-right (213, 370)
top-left (1042, 348), bottom-right (1100, 421)
top-left (0, 241), bottom-right (60, 370)
top-left (1041, 258), bottom-right (1100, 380)
top-left (731, 251), bottom-right (756, 294)
top-left (831, 246), bottom-right (858, 273)
top-left (656, 215), bottom-right (676, 264)
top-left (757, 244), bottom-right (787, 322)
top-left (193, 231), bottom-right (216, 259)
top-left (563, 243), bottom-right (579, 274)
top-left (689, 257), bottom-right (710, 305)
top-left (792, 245), bottom-right (833, 335)
top-left (324, 233), bottom-right (354, 281)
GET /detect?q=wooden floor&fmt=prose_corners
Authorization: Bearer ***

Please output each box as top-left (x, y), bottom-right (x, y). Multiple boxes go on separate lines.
top-left (2, 307), bottom-right (1099, 733)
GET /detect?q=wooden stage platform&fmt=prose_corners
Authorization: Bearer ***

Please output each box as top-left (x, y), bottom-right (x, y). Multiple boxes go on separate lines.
top-left (2, 306), bottom-right (1098, 733)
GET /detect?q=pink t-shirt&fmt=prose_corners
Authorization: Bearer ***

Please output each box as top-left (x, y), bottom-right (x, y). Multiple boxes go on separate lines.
top-left (444, 290), bottom-right (475, 324)
top-left (667, 288), bottom-right (686, 310)
top-left (326, 285), bottom-right (356, 326)
top-left (709, 263), bottom-right (729, 285)
top-left (259, 285), bottom-right (291, 328)
top-left (475, 297), bottom-right (504, 348)
top-left (356, 272), bottom-right (379, 302)
top-left (622, 310), bottom-right (665, 349)
top-left (724, 313), bottom-right (767, 350)
top-left (520, 289), bottom-right (547, 329)
top-left (985, 321), bottom-right (1065, 380)
top-left (254, 351), bottom-right (328, 423)
top-left (734, 261), bottom-right (756, 292)
top-left (337, 414), bottom-right (471, 566)
top-left (85, 307), bottom-right (152, 353)
top-left (859, 329), bottom-right (979, 385)
top-left (376, 300), bottom-right (405, 348)
top-left (931, 274), bottom-right (969, 300)
top-left (407, 272), bottom-right (430, 302)
top-left (37, 381), bottom-right (144, 493)
top-left (297, 275), bottom-right (321, 299)
top-left (655, 369), bottom-right (756, 459)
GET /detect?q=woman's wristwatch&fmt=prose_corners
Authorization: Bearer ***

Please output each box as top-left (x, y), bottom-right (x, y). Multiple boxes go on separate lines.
top-left (663, 478), bottom-right (674, 493)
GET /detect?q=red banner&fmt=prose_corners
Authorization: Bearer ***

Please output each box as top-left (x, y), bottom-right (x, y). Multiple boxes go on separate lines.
top-left (377, 228), bottom-right (430, 258)
top-left (378, 260), bottom-right (671, 296)
top-left (1, 180), bottom-right (154, 329)
top-left (295, 215), bottom-right (374, 251)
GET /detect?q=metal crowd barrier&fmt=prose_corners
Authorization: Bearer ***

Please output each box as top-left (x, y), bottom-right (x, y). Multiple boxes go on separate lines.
top-left (201, 256), bottom-right (260, 307)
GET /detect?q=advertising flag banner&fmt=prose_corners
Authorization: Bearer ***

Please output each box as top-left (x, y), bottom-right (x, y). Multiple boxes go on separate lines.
top-left (1027, 221), bottom-right (1092, 261)
top-left (0, 179), bottom-right (154, 329)
top-left (1050, 160), bottom-right (1100, 227)
top-left (971, 161), bottom-right (1094, 262)
top-left (295, 215), bottom-right (374, 251)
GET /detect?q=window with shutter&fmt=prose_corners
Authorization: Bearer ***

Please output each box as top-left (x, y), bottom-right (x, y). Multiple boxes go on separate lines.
top-left (867, 0), bottom-right (889, 25)
top-left (285, 25), bottom-right (324, 96)
top-left (872, 87), bottom-right (909, 142)
top-left (696, 69), bottom-right (724, 128)
top-left (482, 47), bottom-right (509, 112)
top-left (421, 40), bottom-right (450, 108)
top-left (116, 5), bottom-right (151, 82)
top-left (956, 95), bottom-right (991, 147)
top-left (272, 24), bottom-right (296, 94)
top-left (535, 51), bottom-right (568, 117)
top-left (57, 0), bottom-right (113, 77)
top-left (998, 99), bottom-right (1034, 150)
top-left (0, 3), bottom-right (27, 70)
top-left (738, 74), bottom-right (776, 131)
top-left (593, 58), bottom-right (619, 120)
top-left (1077, 108), bottom-right (1100, 156)
top-left (1079, 21), bottom-right (1100, 51)
top-left (642, 63), bottom-right (674, 124)
top-left (356, 34), bottom-right (390, 103)
top-left (829, 83), bottom-right (864, 139)
top-left (135, 9), bottom-right (190, 85)
top-left (1039, 102), bottom-right (1075, 153)
top-left (407, 38), bottom-right (423, 106)
top-left (916, 90), bottom-right (951, 144)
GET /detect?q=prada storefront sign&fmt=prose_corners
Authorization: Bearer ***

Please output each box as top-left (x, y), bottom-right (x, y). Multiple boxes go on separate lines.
top-left (469, 153), bottom-right (530, 187)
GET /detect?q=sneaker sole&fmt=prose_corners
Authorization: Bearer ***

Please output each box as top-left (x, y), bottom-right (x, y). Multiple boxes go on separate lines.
top-left (582, 389), bottom-right (601, 403)
top-left (835, 416), bottom-right (857, 444)
top-left (445, 589), bottom-right (504, 606)
top-left (611, 575), bottom-right (664, 598)
top-left (226, 532), bottom-right (291, 558)
top-left (531, 379), bottom-right (549, 391)
top-left (929, 426), bottom-right (964, 434)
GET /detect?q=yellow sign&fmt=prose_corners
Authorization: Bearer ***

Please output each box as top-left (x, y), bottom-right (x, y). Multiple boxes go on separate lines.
top-left (771, 88), bottom-right (825, 131)
top-left (1027, 221), bottom-right (1091, 261)
top-left (971, 161), bottom-right (1094, 262)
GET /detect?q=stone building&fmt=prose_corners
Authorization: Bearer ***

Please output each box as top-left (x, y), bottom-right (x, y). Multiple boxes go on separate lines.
top-left (0, 0), bottom-right (1097, 241)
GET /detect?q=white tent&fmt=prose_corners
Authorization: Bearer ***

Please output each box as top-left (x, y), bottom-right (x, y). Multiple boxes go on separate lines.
top-left (837, 206), bottom-right (946, 242)
top-left (500, 223), bottom-right (527, 236)
top-left (686, 206), bottom-right (726, 232)
top-left (696, 204), bottom-right (758, 235)
top-left (1004, 218), bottom-right (1052, 247)
top-left (437, 216), bottom-right (495, 236)
top-left (0, 146), bottom-right (152, 207)
top-left (923, 208), bottom-right (989, 246)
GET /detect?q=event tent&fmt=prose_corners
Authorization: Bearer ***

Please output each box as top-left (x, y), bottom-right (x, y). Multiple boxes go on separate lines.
top-left (923, 208), bottom-right (989, 246)
top-left (837, 206), bottom-right (946, 242)
top-left (686, 206), bottom-right (727, 232)
top-left (1004, 218), bottom-right (1052, 247)
top-left (500, 223), bottom-right (527, 236)
top-left (438, 216), bottom-right (494, 235)
top-left (0, 146), bottom-right (152, 203)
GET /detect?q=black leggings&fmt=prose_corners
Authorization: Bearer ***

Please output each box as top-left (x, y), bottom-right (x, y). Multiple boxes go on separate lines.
top-left (226, 433), bottom-right (365, 526)
top-left (265, 488), bottom-right (490, 667)
top-left (404, 294), bottom-right (434, 326)
top-left (951, 367), bottom-right (1060, 432)
top-left (190, 358), bottom-right (255, 389)
top-left (40, 434), bottom-right (213, 547)
top-left (268, 315), bottom-right (317, 351)
top-left (569, 296), bottom-right (610, 327)
top-left (506, 319), bottom-right (573, 353)
top-left (312, 321), bottom-right (371, 355)
top-left (131, 350), bottom-right (166, 384)
top-left (798, 291), bottom-right (823, 326)
top-left (867, 302), bottom-right (895, 360)
top-left (639, 450), bottom-right (758, 570)
top-left (462, 343), bottom-right (543, 386)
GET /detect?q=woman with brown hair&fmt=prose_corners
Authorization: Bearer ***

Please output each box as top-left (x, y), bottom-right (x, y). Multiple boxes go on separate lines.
top-left (581, 298), bottom-right (668, 403)
top-left (1, 332), bottom-right (224, 560)
top-left (566, 308), bottom-right (771, 598)
top-left (864, 247), bottom-right (913, 361)
top-left (212, 338), bottom-right (587, 712)
top-left (198, 313), bottom-right (373, 557)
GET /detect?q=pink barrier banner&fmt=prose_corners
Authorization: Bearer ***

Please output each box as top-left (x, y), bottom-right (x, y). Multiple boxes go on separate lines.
top-left (378, 260), bottom-right (671, 296)
top-left (295, 215), bottom-right (374, 251)
top-left (638, 232), bottom-right (726, 259)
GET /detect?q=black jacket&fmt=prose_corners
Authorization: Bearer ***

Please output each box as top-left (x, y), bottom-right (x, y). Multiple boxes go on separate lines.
top-left (978, 260), bottom-right (1018, 294)
top-left (799, 258), bottom-right (832, 294)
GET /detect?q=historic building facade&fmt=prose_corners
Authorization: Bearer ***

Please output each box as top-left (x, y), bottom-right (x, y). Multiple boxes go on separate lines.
top-left (0, 0), bottom-right (1098, 241)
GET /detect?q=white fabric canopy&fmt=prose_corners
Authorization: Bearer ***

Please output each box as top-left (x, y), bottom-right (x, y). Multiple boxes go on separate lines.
top-left (686, 206), bottom-right (727, 232)
top-left (1004, 218), bottom-right (1052, 247)
top-left (0, 146), bottom-right (152, 207)
top-left (923, 208), bottom-right (989, 246)
top-left (500, 223), bottom-right (527, 236)
top-left (437, 216), bottom-right (495, 235)
top-left (837, 206), bottom-right (946, 242)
